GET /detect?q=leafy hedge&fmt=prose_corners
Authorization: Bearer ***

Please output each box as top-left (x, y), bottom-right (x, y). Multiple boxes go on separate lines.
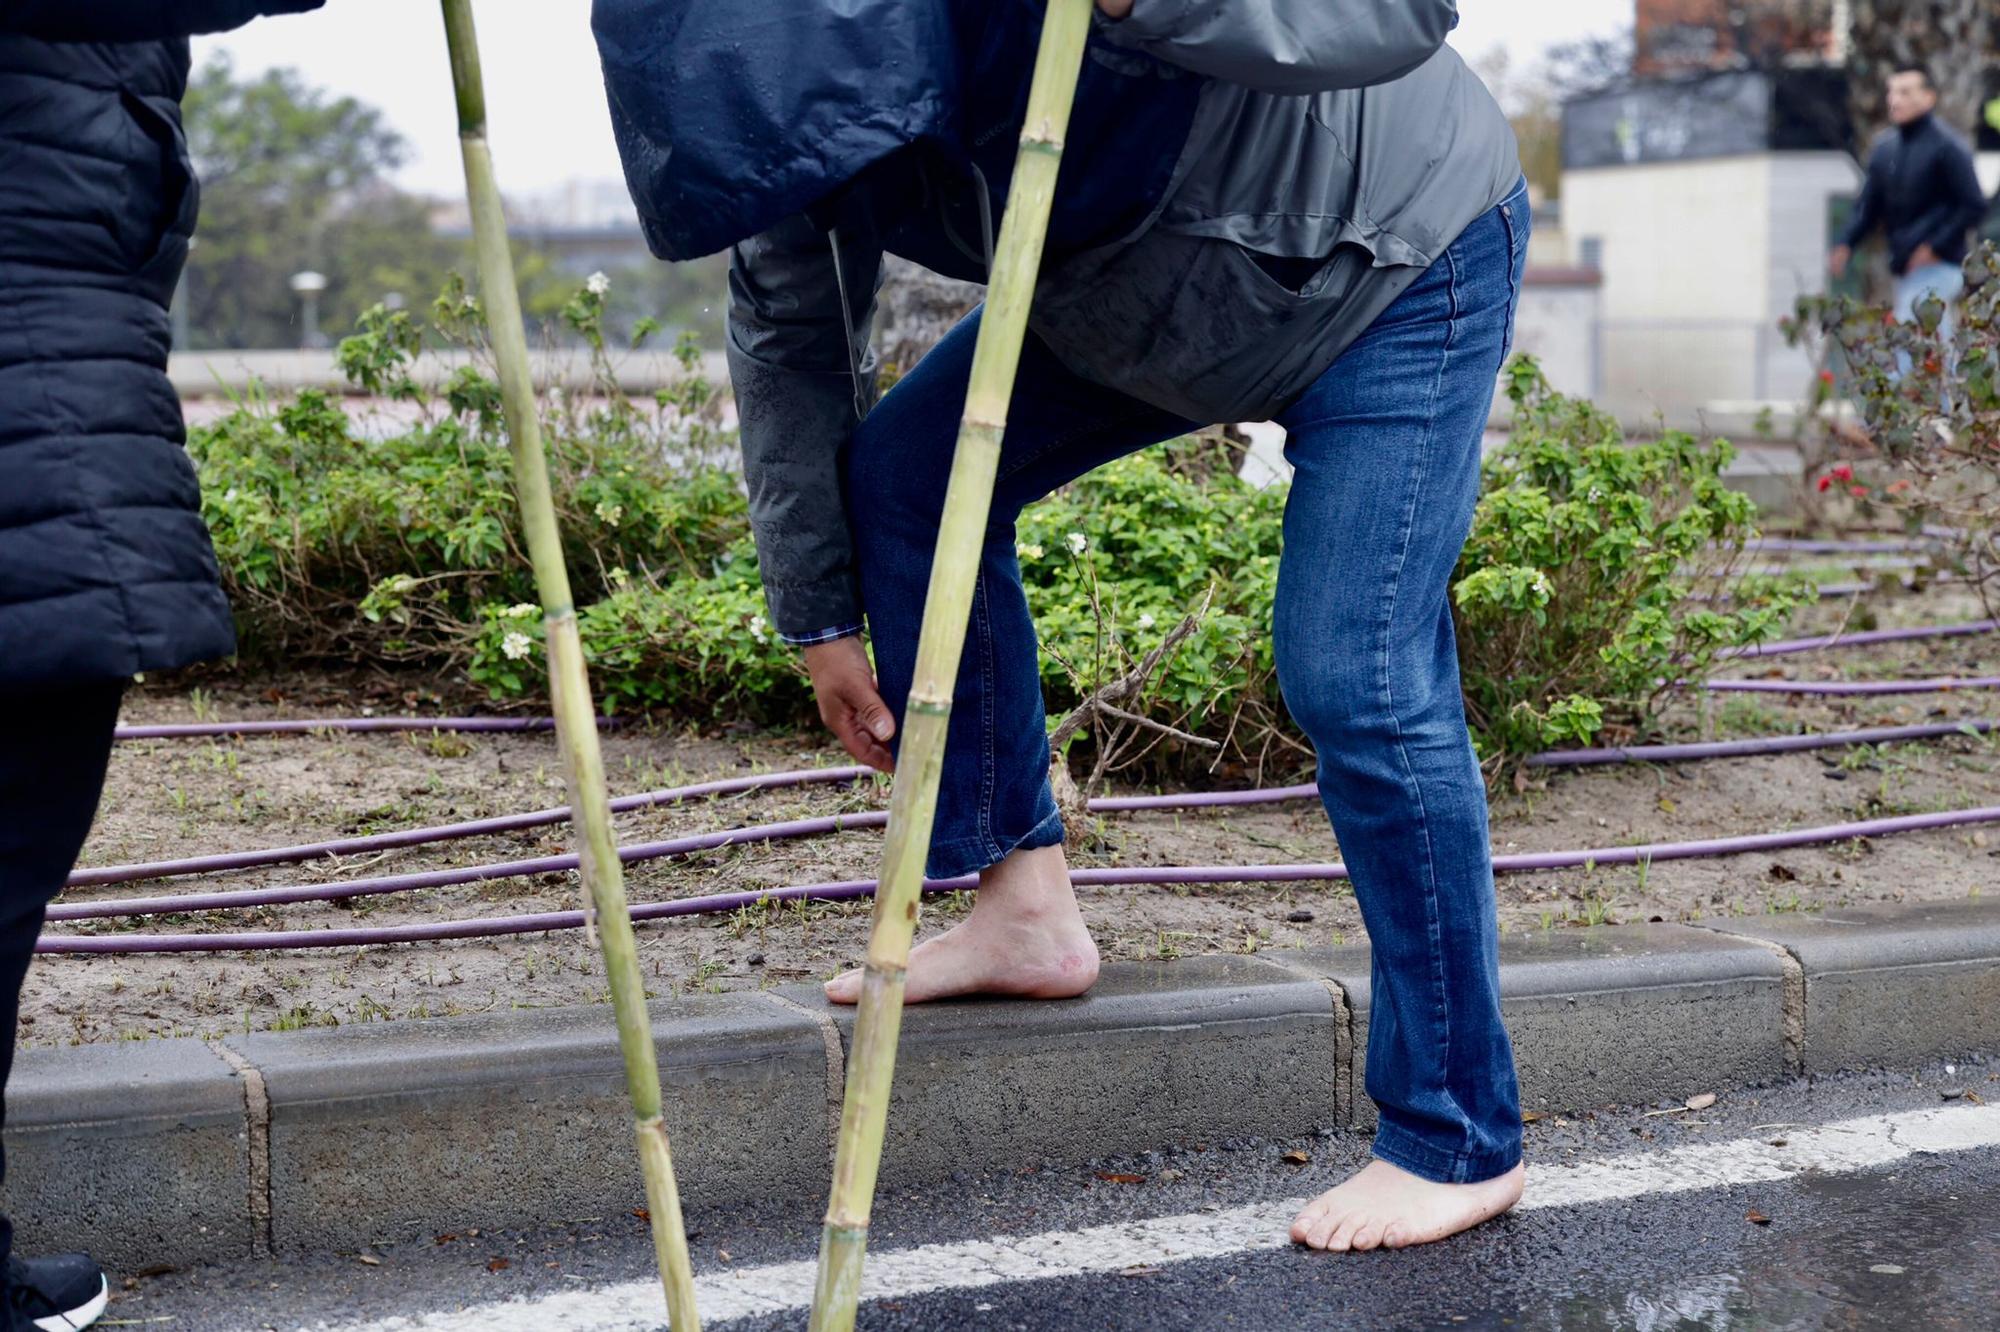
top-left (188, 282), bottom-right (1800, 772)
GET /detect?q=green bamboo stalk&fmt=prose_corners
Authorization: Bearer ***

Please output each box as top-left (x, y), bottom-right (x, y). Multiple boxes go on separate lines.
top-left (807, 2), bottom-right (1097, 1327)
top-left (438, 4), bottom-right (699, 1328)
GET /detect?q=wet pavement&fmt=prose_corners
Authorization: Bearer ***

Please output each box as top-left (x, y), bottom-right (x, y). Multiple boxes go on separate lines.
top-left (116, 1054), bottom-right (1999, 1331)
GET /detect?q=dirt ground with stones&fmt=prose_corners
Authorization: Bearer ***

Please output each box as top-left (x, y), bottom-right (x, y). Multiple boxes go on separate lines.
top-left (21, 573), bottom-right (1996, 1047)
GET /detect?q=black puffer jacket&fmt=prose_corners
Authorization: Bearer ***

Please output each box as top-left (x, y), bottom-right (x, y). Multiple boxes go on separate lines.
top-left (0, 1), bottom-right (321, 688)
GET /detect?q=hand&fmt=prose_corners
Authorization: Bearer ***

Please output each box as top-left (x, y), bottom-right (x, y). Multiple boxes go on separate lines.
top-left (1828, 245), bottom-right (1851, 279)
top-left (1910, 243), bottom-right (1941, 269)
top-left (803, 636), bottom-right (896, 772)
top-left (1097, 0), bottom-right (1133, 15)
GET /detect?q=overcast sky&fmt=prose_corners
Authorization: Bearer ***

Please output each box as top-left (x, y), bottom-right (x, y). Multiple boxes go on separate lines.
top-left (195, 1), bottom-right (1629, 199)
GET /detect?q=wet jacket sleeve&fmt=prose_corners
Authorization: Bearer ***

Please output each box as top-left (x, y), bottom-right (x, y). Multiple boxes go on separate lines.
top-left (726, 212), bottom-right (882, 642)
top-left (0, 0), bottom-right (324, 40)
top-left (1098, 0), bottom-right (1458, 95)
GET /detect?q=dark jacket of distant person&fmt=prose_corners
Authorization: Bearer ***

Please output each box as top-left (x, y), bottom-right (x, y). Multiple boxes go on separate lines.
top-left (0, 0), bottom-right (323, 689)
top-left (1838, 111), bottom-right (1990, 277)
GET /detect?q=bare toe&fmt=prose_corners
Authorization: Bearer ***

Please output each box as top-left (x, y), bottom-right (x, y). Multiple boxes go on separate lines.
top-left (823, 967), bottom-right (863, 1004)
top-left (1349, 1217), bottom-right (1387, 1252)
top-left (1326, 1212), bottom-right (1366, 1252)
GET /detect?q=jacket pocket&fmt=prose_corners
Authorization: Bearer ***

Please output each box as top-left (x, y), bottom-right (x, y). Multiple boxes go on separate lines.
top-left (1031, 228), bottom-right (1365, 424)
top-left (117, 88), bottom-right (200, 280)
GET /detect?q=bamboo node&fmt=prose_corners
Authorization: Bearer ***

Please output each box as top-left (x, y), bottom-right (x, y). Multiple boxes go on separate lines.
top-left (905, 697), bottom-right (952, 717)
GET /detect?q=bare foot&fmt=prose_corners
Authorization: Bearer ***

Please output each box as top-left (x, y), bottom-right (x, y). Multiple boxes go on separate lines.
top-left (1290, 1157), bottom-right (1525, 1252)
top-left (824, 844), bottom-right (1099, 1005)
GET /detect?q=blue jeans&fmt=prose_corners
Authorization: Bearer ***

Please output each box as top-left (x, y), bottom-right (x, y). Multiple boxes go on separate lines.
top-left (845, 182), bottom-right (1531, 1184)
top-left (1893, 262), bottom-right (1965, 325)
top-left (1893, 262), bottom-right (1964, 382)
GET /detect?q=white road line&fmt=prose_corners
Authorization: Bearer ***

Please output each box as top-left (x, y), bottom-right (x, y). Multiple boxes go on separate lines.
top-left (307, 1102), bottom-right (2000, 1332)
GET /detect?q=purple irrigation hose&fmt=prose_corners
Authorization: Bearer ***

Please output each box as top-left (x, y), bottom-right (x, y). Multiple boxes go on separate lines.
top-left (1745, 536), bottom-right (1935, 554)
top-left (112, 716), bottom-right (585, 740)
top-left (47, 810), bottom-right (891, 922)
top-left (73, 773), bottom-right (1319, 892)
top-left (39, 804), bottom-right (2000, 954)
top-left (1530, 719), bottom-right (1996, 766)
top-left (1719, 618), bottom-right (1996, 660)
top-left (1701, 676), bottom-right (2000, 696)
top-left (61, 715), bottom-right (2000, 902)
top-left (68, 765), bottom-right (876, 888)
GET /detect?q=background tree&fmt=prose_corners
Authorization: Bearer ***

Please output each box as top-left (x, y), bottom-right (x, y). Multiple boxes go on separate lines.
top-left (178, 56), bottom-right (699, 350)
top-left (179, 55), bottom-right (468, 348)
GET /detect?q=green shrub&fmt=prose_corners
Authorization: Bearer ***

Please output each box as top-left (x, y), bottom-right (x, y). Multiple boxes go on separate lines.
top-left (1453, 360), bottom-right (1805, 758)
top-left (191, 283), bottom-right (744, 662)
top-left (190, 292), bottom-right (1802, 772)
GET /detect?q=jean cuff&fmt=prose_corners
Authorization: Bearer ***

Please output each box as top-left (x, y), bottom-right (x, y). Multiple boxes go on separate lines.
top-left (924, 805), bottom-right (1066, 882)
top-left (780, 622), bottom-right (865, 647)
top-left (1370, 1115), bottom-right (1522, 1185)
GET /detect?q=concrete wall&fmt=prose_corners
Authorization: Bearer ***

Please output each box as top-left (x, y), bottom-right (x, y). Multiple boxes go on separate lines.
top-left (1562, 151), bottom-right (1867, 425)
top-left (1512, 271), bottom-right (1602, 401)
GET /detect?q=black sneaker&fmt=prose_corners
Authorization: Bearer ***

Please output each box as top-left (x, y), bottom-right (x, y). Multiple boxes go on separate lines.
top-left (4, 1254), bottom-right (107, 1331)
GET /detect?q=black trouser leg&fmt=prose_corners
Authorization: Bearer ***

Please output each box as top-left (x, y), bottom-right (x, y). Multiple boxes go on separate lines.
top-left (0, 681), bottom-right (124, 1268)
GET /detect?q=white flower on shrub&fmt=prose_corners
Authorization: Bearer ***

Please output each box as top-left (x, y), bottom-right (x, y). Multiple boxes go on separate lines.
top-left (501, 630), bottom-right (534, 661)
top-left (1017, 541), bottom-right (1045, 561)
top-left (505, 603), bottom-right (539, 620)
top-left (1137, 612), bottom-right (1156, 630)
top-left (749, 613), bottom-right (769, 644)
top-left (1532, 571), bottom-right (1554, 599)
top-left (547, 385), bottom-right (565, 411)
top-left (586, 271), bottom-right (611, 296)
top-left (1066, 532), bottom-right (1088, 555)
top-left (594, 500), bottom-right (625, 528)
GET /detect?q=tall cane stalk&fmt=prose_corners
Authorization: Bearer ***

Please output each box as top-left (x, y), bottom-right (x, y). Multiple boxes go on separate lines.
top-left (807, 2), bottom-right (1096, 1327)
top-left (438, 4), bottom-right (699, 1328)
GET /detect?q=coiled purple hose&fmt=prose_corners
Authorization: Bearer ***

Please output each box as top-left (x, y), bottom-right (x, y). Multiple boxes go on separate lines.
top-left (40, 803), bottom-right (2000, 954)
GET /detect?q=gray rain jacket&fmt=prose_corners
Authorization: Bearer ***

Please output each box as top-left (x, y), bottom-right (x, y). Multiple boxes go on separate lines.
top-left (718, 1), bottom-right (1520, 639)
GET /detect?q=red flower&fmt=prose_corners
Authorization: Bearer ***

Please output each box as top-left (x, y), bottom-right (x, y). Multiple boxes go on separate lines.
top-left (1817, 476), bottom-right (1833, 492)
top-left (1849, 484), bottom-right (1869, 497)
top-left (1831, 464), bottom-right (1854, 482)
top-left (1818, 370), bottom-right (1836, 386)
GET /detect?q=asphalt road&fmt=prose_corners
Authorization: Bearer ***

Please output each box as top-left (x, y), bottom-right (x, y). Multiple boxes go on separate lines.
top-left (116, 1054), bottom-right (1999, 1331)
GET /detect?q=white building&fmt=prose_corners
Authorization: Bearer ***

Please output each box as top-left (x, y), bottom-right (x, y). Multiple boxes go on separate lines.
top-left (1560, 68), bottom-right (1999, 429)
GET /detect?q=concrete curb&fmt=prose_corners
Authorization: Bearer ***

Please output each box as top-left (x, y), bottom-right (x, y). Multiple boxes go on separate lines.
top-left (6, 900), bottom-right (1996, 1264)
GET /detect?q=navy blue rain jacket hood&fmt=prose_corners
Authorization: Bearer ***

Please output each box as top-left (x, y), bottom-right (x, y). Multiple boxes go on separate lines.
top-left (594, 0), bottom-right (962, 262)
top-left (593, 0), bottom-right (1200, 265)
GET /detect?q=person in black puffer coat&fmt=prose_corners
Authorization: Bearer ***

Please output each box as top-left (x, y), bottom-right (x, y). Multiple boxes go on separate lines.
top-left (0, 5), bottom-right (323, 1325)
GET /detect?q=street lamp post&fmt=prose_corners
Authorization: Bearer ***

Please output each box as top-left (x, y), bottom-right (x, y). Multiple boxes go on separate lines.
top-left (289, 269), bottom-right (328, 350)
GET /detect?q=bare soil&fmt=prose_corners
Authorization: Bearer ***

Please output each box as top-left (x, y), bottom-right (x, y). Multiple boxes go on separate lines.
top-left (22, 576), bottom-right (1997, 1047)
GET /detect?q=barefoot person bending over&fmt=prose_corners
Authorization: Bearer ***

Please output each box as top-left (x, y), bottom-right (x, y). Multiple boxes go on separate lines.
top-left (599, 0), bottom-right (1529, 1252)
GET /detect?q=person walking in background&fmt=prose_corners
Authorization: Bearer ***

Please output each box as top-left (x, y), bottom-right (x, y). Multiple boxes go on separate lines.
top-left (0, 3), bottom-right (323, 1326)
top-left (1829, 63), bottom-right (1989, 325)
